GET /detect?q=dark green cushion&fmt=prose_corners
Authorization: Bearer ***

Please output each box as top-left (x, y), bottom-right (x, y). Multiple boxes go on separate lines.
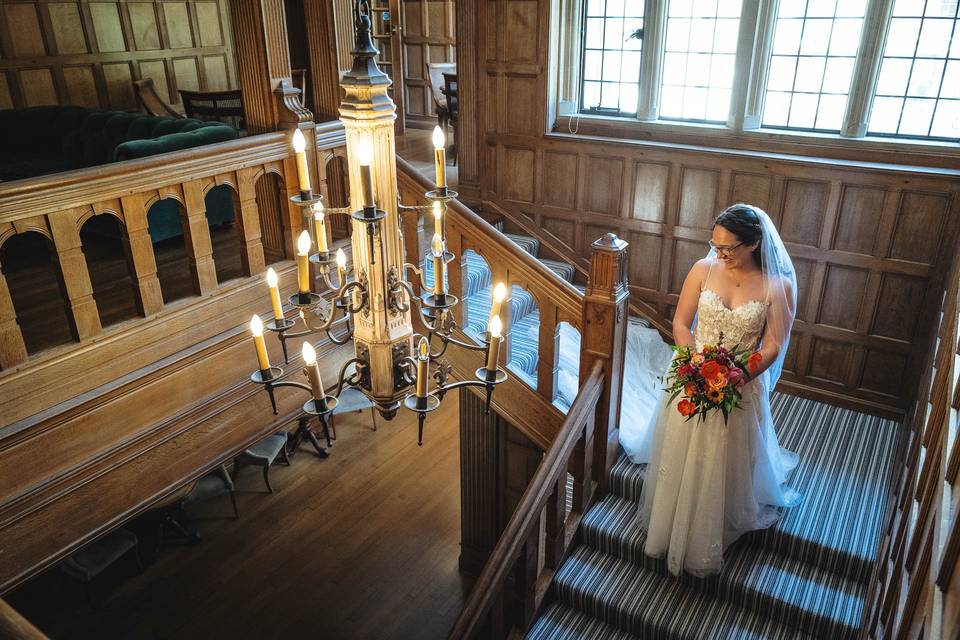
top-left (0, 106), bottom-right (238, 181)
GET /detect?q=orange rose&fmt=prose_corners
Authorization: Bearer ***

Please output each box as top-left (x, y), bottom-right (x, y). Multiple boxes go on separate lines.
top-left (700, 360), bottom-right (720, 380)
top-left (709, 373), bottom-right (727, 389)
top-left (748, 352), bottom-right (762, 373)
top-left (691, 353), bottom-right (705, 366)
top-left (684, 383), bottom-right (697, 397)
top-left (677, 399), bottom-right (696, 417)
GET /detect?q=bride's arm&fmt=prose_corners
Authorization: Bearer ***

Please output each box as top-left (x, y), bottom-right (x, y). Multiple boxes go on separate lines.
top-left (749, 277), bottom-right (796, 379)
top-left (672, 259), bottom-right (709, 348)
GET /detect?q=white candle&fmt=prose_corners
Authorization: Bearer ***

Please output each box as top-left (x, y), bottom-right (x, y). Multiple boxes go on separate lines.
top-left (486, 315), bottom-right (502, 372)
top-left (250, 315), bottom-right (270, 371)
top-left (432, 200), bottom-right (443, 237)
top-left (266, 267), bottom-right (283, 321)
top-left (313, 202), bottom-right (328, 253)
top-left (432, 125), bottom-right (446, 189)
top-left (431, 233), bottom-right (445, 296)
top-left (292, 129), bottom-right (311, 195)
top-left (416, 337), bottom-right (430, 399)
top-left (490, 282), bottom-right (506, 324)
top-left (357, 138), bottom-right (375, 209)
top-left (301, 341), bottom-right (324, 401)
top-left (335, 248), bottom-right (347, 287)
top-left (296, 230), bottom-right (311, 294)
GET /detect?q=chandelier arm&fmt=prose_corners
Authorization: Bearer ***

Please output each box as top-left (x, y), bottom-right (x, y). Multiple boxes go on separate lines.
top-left (332, 357), bottom-right (365, 397)
top-left (297, 281), bottom-right (366, 334)
top-left (402, 262), bottom-right (429, 292)
top-left (267, 379), bottom-right (313, 393)
top-left (436, 331), bottom-right (489, 353)
top-left (321, 269), bottom-right (339, 292)
top-left (325, 324), bottom-right (355, 345)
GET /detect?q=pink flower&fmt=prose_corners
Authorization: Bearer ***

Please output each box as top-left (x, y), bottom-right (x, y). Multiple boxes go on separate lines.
top-left (727, 368), bottom-right (746, 389)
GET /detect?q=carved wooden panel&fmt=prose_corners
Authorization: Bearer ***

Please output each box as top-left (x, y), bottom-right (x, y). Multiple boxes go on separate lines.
top-left (0, 0), bottom-right (237, 111)
top-left (401, 0), bottom-right (456, 122)
top-left (779, 179), bottom-right (829, 247)
top-left (678, 167), bottom-right (720, 229)
top-left (582, 155), bottom-right (623, 216)
top-left (631, 161), bottom-right (669, 222)
top-left (502, 147), bottom-right (535, 203)
top-left (542, 151), bottom-right (577, 209)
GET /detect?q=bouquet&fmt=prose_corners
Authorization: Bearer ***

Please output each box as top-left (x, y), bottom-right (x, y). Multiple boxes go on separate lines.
top-left (663, 335), bottom-right (762, 424)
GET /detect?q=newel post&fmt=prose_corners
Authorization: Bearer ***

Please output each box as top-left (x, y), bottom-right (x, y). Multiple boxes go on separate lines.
top-left (580, 233), bottom-right (629, 494)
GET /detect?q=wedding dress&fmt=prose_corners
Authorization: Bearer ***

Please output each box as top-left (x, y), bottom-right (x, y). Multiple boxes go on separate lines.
top-left (620, 265), bottom-right (802, 578)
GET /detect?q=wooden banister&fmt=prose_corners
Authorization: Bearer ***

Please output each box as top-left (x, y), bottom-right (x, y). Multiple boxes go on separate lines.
top-left (0, 599), bottom-right (45, 639)
top-left (448, 360), bottom-right (605, 639)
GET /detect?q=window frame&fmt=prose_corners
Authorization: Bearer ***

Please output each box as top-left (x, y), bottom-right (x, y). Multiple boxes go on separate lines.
top-left (558, 0), bottom-right (960, 149)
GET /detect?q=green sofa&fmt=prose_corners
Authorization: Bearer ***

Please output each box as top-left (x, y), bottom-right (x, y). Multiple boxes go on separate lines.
top-left (0, 106), bottom-right (239, 243)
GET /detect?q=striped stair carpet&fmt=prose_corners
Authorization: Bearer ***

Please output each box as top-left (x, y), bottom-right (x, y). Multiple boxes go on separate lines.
top-left (526, 393), bottom-right (901, 639)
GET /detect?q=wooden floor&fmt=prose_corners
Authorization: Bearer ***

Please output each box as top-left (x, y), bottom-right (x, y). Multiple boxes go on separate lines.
top-left (7, 393), bottom-right (470, 640)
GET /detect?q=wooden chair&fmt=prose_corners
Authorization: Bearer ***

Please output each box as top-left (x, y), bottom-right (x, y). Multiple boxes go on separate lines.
top-left (133, 78), bottom-right (182, 118)
top-left (425, 63), bottom-right (455, 131)
top-left (234, 433), bottom-right (290, 493)
top-left (60, 528), bottom-right (142, 608)
top-left (442, 71), bottom-right (458, 165)
top-left (292, 68), bottom-right (309, 110)
top-left (182, 464), bottom-right (238, 519)
top-left (178, 88), bottom-right (245, 133)
top-left (329, 386), bottom-right (378, 440)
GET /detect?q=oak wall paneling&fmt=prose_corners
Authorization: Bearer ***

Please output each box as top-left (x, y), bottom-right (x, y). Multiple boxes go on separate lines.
top-left (401, 0), bottom-right (456, 125)
top-left (0, 0), bottom-right (238, 111)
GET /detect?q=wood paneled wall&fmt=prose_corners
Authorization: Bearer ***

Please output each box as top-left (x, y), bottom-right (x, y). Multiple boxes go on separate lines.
top-left (455, 0), bottom-right (960, 417)
top-left (0, 0), bottom-right (237, 111)
top-left (865, 244), bottom-right (959, 638)
top-left (401, 0), bottom-right (455, 124)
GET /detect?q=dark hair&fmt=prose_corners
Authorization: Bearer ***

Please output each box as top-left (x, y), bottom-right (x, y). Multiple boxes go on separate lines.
top-left (714, 203), bottom-right (763, 269)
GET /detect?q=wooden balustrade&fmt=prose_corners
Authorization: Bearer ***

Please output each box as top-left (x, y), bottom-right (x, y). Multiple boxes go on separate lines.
top-left (865, 233), bottom-right (960, 637)
top-left (396, 157), bottom-right (584, 435)
top-left (0, 123), bottom-right (347, 374)
top-left (449, 360), bottom-right (605, 639)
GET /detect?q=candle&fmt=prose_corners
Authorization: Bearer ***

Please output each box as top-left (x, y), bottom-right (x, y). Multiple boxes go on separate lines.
top-left (292, 129), bottom-right (311, 196)
top-left (296, 230), bottom-right (311, 295)
top-left (490, 282), bottom-right (506, 324)
top-left (432, 125), bottom-right (446, 189)
top-left (486, 315), bottom-right (502, 372)
top-left (250, 315), bottom-right (270, 371)
top-left (301, 342), bottom-right (324, 404)
top-left (431, 233), bottom-right (445, 296)
top-left (313, 202), bottom-right (328, 253)
top-left (335, 248), bottom-right (347, 287)
top-left (416, 337), bottom-right (430, 399)
top-left (266, 267), bottom-right (283, 321)
top-left (432, 200), bottom-right (443, 237)
top-left (357, 138), bottom-right (375, 209)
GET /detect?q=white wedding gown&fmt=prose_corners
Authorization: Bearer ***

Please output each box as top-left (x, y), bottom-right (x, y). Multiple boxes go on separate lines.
top-left (620, 288), bottom-right (802, 577)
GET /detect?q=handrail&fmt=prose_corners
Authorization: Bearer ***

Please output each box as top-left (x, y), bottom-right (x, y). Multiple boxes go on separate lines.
top-left (448, 360), bottom-right (605, 639)
top-left (483, 200), bottom-right (673, 339)
top-left (0, 598), bottom-right (45, 639)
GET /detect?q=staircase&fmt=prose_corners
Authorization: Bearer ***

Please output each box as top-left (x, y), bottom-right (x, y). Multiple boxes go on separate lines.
top-left (526, 395), bottom-right (901, 639)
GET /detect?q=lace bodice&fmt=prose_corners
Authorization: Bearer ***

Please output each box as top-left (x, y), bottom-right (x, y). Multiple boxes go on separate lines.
top-left (694, 289), bottom-right (768, 352)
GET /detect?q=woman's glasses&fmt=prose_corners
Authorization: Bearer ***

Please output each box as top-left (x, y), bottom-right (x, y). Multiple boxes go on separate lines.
top-left (708, 240), bottom-right (744, 256)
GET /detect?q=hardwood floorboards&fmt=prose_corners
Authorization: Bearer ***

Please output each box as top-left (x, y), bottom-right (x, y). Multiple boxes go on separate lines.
top-left (7, 393), bottom-right (470, 640)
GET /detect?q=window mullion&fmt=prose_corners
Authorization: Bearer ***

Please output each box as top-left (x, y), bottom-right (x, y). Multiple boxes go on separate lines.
top-left (741, 0), bottom-right (779, 130)
top-left (842, 0), bottom-right (895, 138)
top-left (727, 0), bottom-right (763, 131)
top-left (636, 0), bottom-right (667, 121)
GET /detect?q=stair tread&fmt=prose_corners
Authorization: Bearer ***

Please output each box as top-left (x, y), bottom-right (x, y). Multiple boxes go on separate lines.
top-left (504, 233), bottom-right (540, 256)
top-left (539, 257), bottom-right (577, 283)
top-left (554, 546), bottom-right (817, 640)
top-left (525, 603), bottom-right (639, 640)
top-left (609, 394), bottom-right (900, 583)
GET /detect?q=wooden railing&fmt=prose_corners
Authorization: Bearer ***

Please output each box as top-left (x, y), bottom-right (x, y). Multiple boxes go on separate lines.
top-left (397, 157), bottom-right (584, 447)
top-left (865, 232), bottom-right (960, 637)
top-left (0, 121), bottom-right (346, 373)
top-left (449, 360), bottom-right (605, 639)
top-left (0, 598), bottom-right (45, 639)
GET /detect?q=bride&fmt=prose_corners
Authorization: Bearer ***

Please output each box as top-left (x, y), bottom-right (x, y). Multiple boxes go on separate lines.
top-left (620, 203), bottom-right (802, 578)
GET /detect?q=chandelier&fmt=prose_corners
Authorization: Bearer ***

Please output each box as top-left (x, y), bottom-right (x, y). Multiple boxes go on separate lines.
top-left (246, 0), bottom-right (507, 449)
